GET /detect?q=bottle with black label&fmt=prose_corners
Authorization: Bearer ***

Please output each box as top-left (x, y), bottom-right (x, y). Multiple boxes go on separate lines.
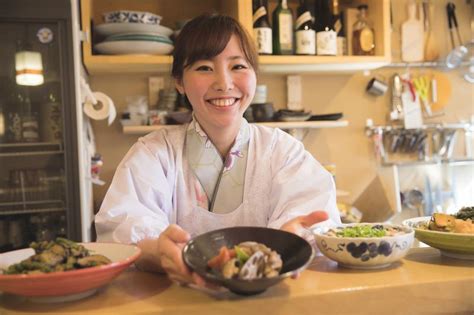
top-left (295, 0), bottom-right (315, 55)
top-left (352, 4), bottom-right (375, 56)
top-left (332, 0), bottom-right (346, 56)
top-left (315, 0), bottom-right (337, 56)
top-left (272, 0), bottom-right (294, 55)
top-left (253, 0), bottom-right (272, 55)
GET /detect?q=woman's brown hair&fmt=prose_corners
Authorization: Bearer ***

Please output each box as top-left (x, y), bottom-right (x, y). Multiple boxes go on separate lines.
top-left (171, 14), bottom-right (258, 80)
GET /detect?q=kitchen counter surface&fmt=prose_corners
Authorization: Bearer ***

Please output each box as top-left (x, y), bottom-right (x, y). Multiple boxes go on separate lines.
top-left (1, 247), bottom-right (473, 315)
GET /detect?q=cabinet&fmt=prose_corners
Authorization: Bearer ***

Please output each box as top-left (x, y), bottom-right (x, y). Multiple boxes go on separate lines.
top-left (80, 0), bottom-right (391, 75)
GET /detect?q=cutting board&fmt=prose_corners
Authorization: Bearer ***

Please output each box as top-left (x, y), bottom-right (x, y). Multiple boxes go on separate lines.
top-left (401, 0), bottom-right (424, 62)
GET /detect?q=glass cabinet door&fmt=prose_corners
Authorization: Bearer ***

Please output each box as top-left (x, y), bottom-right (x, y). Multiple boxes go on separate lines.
top-left (0, 18), bottom-right (76, 252)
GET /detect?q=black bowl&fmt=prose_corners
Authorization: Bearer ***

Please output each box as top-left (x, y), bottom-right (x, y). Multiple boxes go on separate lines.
top-left (182, 226), bottom-right (313, 295)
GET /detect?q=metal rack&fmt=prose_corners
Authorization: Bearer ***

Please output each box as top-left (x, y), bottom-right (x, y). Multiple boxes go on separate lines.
top-left (365, 122), bottom-right (474, 166)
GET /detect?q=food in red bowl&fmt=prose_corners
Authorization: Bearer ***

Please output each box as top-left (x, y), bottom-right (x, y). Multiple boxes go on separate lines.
top-left (0, 239), bottom-right (140, 302)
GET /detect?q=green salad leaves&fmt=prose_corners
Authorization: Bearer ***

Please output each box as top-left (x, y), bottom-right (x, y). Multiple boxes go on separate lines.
top-left (335, 225), bottom-right (387, 238)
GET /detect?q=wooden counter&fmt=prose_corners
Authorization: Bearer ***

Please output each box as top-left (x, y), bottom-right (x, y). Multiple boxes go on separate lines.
top-left (1, 247), bottom-right (473, 315)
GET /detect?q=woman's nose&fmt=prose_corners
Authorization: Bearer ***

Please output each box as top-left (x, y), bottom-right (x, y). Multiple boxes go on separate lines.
top-left (212, 69), bottom-right (234, 91)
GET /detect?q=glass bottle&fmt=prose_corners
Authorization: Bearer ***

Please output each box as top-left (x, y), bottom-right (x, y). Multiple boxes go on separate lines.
top-left (272, 0), bottom-right (294, 55)
top-left (332, 0), bottom-right (346, 56)
top-left (352, 4), bottom-right (375, 56)
top-left (7, 86), bottom-right (23, 143)
top-left (41, 82), bottom-right (62, 143)
top-left (20, 88), bottom-right (39, 142)
top-left (0, 96), bottom-right (5, 143)
top-left (253, 0), bottom-right (273, 55)
top-left (295, 0), bottom-right (316, 55)
top-left (316, 0), bottom-right (337, 56)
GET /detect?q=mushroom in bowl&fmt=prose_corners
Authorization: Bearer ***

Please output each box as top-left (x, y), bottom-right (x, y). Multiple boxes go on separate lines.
top-left (312, 223), bottom-right (414, 269)
top-left (183, 227), bottom-right (313, 295)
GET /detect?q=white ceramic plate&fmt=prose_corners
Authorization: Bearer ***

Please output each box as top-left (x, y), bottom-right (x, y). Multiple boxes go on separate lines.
top-left (94, 40), bottom-right (174, 55)
top-left (95, 23), bottom-right (173, 37)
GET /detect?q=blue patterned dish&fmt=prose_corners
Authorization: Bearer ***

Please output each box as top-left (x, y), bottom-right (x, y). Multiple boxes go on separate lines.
top-left (312, 223), bottom-right (414, 269)
top-left (103, 10), bottom-right (162, 25)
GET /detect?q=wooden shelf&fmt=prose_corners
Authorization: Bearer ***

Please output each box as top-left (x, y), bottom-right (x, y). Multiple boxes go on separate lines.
top-left (85, 55), bottom-right (390, 75)
top-left (84, 55), bottom-right (173, 75)
top-left (258, 56), bottom-right (390, 73)
top-left (123, 120), bottom-right (349, 135)
top-left (80, 0), bottom-right (391, 75)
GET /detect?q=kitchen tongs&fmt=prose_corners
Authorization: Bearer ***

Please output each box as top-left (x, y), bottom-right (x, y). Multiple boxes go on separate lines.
top-left (446, 2), bottom-right (463, 49)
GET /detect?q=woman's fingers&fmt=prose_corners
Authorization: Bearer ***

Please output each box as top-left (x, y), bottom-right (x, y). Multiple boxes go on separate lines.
top-left (164, 224), bottom-right (191, 243)
top-left (281, 210), bottom-right (329, 235)
top-left (299, 211), bottom-right (329, 228)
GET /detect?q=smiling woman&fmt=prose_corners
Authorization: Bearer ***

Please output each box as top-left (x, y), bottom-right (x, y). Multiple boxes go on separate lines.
top-left (173, 15), bottom-right (258, 156)
top-left (95, 14), bottom-right (340, 290)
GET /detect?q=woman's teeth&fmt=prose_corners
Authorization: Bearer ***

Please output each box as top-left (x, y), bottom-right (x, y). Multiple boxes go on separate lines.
top-left (208, 98), bottom-right (236, 107)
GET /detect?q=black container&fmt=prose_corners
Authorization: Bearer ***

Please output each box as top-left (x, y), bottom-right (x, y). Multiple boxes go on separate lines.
top-left (183, 226), bottom-right (313, 295)
top-left (251, 102), bottom-right (275, 122)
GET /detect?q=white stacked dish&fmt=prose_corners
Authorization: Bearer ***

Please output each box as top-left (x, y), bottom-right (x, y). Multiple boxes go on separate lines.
top-left (95, 33), bottom-right (174, 55)
top-left (94, 10), bottom-right (174, 55)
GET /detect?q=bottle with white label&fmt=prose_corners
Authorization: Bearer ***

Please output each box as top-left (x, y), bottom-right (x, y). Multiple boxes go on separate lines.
top-left (315, 0), bottom-right (337, 56)
top-left (352, 4), bottom-right (375, 56)
top-left (252, 0), bottom-right (272, 55)
top-left (295, 0), bottom-right (315, 55)
top-left (272, 0), bottom-right (294, 55)
top-left (332, 0), bottom-right (346, 56)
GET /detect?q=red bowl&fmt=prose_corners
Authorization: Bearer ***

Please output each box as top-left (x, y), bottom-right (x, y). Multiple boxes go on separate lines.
top-left (0, 242), bottom-right (141, 299)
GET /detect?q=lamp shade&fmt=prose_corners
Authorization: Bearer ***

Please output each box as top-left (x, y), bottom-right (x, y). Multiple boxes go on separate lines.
top-left (15, 50), bottom-right (44, 86)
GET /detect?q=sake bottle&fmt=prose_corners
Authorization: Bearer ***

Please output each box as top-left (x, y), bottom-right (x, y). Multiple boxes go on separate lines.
top-left (332, 0), bottom-right (346, 56)
top-left (253, 0), bottom-right (273, 55)
top-left (295, 0), bottom-right (316, 55)
top-left (272, 0), bottom-right (294, 55)
top-left (316, 0), bottom-right (337, 56)
top-left (352, 4), bottom-right (375, 56)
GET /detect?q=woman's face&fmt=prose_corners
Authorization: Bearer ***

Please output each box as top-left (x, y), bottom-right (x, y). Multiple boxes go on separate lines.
top-left (175, 34), bottom-right (256, 133)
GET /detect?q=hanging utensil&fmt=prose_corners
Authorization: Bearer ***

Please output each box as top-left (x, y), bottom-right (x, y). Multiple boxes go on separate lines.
top-left (446, 2), bottom-right (468, 68)
top-left (413, 75), bottom-right (433, 116)
top-left (390, 73), bottom-right (403, 121)
top-left (424, 0), bottom-right (439, 61)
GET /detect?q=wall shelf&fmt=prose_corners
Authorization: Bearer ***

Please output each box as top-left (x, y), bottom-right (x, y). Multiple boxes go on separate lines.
top-left (122, 120), bottom-right (349, 135)
top-left (81, 0), bottom-right (391, 75)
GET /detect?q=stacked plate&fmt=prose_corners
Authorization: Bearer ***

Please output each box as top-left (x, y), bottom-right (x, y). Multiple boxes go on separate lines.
top-left (94, 10), bottom-right (174, 55)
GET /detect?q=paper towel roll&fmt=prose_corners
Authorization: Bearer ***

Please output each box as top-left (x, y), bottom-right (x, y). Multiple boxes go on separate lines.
top-left (83, 92), bottom-right (116, 126)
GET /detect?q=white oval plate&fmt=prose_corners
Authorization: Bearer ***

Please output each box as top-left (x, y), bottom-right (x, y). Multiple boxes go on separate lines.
top-left (94, 40), bottom-right (174, 55)
top-left (95, 23), bottom-right (173, 37)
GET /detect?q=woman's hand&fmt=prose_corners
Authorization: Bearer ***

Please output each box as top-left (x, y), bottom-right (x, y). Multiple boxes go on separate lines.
top-left (137, 224), bottom-right (207, 287)
top-left (280, 211), bottom-right (329, 279)
top-left (280, 210), bottom-right (329, 236)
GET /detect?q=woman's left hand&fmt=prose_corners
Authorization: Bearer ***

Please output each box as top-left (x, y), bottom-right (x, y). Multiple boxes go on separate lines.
top-left (280, 210), bottom-right (329, 236)
top-left (280, 210), bottom-right (329, 279)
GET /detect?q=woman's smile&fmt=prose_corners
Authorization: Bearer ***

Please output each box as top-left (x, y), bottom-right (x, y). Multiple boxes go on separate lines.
top-left (206, 97), bottom-right (240, 107)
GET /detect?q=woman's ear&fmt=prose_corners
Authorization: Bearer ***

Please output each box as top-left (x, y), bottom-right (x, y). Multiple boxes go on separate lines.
top-left (175, 79), bottom-right (185, 95)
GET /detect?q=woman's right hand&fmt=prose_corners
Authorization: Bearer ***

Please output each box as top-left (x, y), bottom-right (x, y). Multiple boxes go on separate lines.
top-left (137, 224), bottom-right (216, 288)
top-left (156, 224), bottom-right (196, 284)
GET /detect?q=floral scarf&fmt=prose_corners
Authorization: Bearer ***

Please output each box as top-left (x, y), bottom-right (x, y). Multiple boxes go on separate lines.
top-left (185, 118), bottom-right (250, 213)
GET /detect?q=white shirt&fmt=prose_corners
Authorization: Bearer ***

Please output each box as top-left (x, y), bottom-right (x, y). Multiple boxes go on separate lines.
top-left (95, 121), bottom-right (340, 244)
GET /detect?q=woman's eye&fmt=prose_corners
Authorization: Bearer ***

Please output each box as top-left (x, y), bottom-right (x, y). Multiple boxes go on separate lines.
top-left (232, 64), bottom-right (248, 70)
top-left (196, 65), bottom-right (212, 71)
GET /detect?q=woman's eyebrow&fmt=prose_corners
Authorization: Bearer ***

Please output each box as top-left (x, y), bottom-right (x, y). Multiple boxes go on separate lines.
top-left (227, 55), bottom-right (246, 61)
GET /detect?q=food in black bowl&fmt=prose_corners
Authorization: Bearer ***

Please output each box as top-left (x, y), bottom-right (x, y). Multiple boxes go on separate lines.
top-left (182, 227), bottom-right (313, 295)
